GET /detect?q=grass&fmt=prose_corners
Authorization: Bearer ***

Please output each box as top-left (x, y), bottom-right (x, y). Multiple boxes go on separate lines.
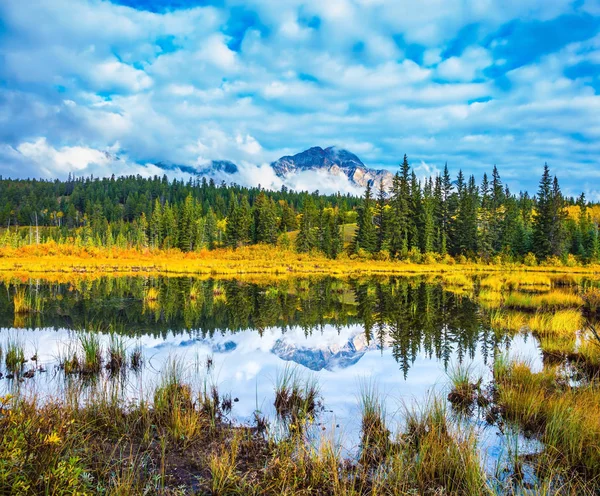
top-left (0, 361), bottom-right (598, 495)
top-left (583, 287), bottom-right (600, 312)
top-left (107, 333), bottom-right (126, 374)
top-left (492, 359), bottom-right (600, 481)
top-left (504, 291), bottom-right (583, 310)
top-left (79, 332), bottom-right (102, 374)
top-left (358, 380), bottom-right (390, 464)
top-left (3, 242), bottom-right (600, 282)
top-left (403, 396), bottom-right (488, 496)
top-left (13, 288), bottom-right (32, 314)
top-left (527, 309), bottom-right (584, 336)
top-left (129, 342), bottom-right (143, 371)
top-left (489, 309), bottom-right (583, 336)
top-left (273, 365), bottom-right (319, 426)
top-left (4, 336), bottom-right (26, 373)
top-left (447, 363), bottom-right (481, 410)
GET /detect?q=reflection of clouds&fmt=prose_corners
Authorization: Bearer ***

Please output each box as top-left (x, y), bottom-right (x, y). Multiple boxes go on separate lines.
top-left (1, 325), bottom-right (542, 457)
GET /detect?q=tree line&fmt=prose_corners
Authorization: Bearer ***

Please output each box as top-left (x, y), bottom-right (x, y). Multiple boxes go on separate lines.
top-left (0, 160), bottom-right (598, 264)
top-left (351, 157), bottom-right (599, 264)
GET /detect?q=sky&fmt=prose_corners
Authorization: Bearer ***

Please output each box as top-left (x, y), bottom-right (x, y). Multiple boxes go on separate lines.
top-left (1, 0), bottom-right (600, 198)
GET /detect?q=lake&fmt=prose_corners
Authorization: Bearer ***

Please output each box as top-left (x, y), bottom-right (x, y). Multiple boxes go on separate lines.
top-left (0, 275), bottom-right (548, 471)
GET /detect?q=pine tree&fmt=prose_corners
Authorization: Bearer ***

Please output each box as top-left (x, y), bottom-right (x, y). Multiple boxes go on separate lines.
top-left (149, 199), bottom-right (163, 249)
top-left (178, 194), bottom-right (195, 251)
top-left (296, 198), bottom-right (317, 253)
top-left (533, 164), bottom-right (554, 259)
top-left (388, 172), bottom-right (403, 257)
top-left (353, 182), bottom-right (377, 254)
top-left (490, 166), bottom-right (505, 253)
top-left (421, 178), bottom-right (435, 254)
top-left (375, 179), bottom-right (388, 252)
top-left (478, 173), bottom-right (493, 261)
top-left (204, 207), bottom-right (217, 250)
top-left (409, 172), bottom-right (422, 252)
top-left (550, 176), bottom-right (567, 258)
top-left (254, 192), bottom-right (278, 244)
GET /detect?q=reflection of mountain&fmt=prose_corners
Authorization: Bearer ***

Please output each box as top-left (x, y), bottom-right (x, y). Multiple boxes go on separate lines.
top-left (271, 331), bottom-right (386, 371)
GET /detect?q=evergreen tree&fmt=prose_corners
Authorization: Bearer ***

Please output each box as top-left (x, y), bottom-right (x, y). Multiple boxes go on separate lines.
top-left (421, 178), bottom-right (435, 253)
top-left (533, 164), bottom-right (554, 259)
top-left (375, 179), bottom-right (388, 252)
top-left (204, 208), bottom-right (217, 250)
top-left (254, 192), bottom-right (278, 244)
top-left (296, 198), bottom-right (317, 253)
top-left (354, 182), bottom-right (377, 254)
top-left (478, 173), bottom-right (493, 261)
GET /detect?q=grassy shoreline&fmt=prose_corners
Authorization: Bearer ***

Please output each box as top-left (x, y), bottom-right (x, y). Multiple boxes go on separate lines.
top-left (3, 243), bottom-right (600, 281)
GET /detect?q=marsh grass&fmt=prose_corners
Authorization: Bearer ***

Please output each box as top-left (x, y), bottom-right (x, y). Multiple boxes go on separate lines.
top-left (504, 291), bottom-right (583, 310)
top-left (13, 287), bottom-right (31, 314)
top-left (13, 287), bottom-right (43, 314)
top-left (79, 332), bottom-right (102, 374)
top-left (106, 333), bottom-right (126, 374)
top-left (403, 396), bottom-right (488, 496)
top-left (4, 336), bottom-right (26, 373)
top-left (274, 365), bottom-right (320, 428)
top-left (492, 358), bottom-right (600, 483)
top-left (447, 363), bottom-right (481, 410)
top-left (583, 287), bottom-right (600, 313)
top-left (129, 342), bottom-right (143, 371)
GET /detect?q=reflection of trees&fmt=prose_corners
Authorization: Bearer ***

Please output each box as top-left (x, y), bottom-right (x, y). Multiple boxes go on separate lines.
top-left (1, 276), bottom-right (506, 375)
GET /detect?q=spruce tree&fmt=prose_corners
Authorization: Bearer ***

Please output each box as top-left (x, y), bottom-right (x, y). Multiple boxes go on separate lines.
top-left (533, 164), bottom-right (554, 260)
top-left (375, 179), bottom-right (388, 252)
top-left (353, 182), bottom-right (377, 254)
top-left (296, 198), bottom-right (317, 253)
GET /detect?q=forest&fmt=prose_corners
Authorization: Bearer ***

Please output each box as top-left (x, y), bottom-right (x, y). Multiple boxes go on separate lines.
top-left (1, 158), bottom-right (599, 264)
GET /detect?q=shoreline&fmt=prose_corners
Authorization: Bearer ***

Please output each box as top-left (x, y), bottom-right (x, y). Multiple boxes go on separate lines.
top-left (2, 243), bottom-right (600, 281)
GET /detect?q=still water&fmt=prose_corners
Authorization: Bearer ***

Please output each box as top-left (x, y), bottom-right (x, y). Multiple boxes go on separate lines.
top-left (0, 276), bottom-right (543, 466)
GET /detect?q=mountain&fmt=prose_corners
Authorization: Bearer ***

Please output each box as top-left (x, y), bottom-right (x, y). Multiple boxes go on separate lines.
top-left (271, 330), bottom-right (390, 371)
top-left (153, 146), bottom-right (393, 192)
top-left (271, 146), bottom-right (394, 191)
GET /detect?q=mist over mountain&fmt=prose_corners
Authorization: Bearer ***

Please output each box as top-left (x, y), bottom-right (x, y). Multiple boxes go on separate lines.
top-left (153, 146), bottom-right (393, 194)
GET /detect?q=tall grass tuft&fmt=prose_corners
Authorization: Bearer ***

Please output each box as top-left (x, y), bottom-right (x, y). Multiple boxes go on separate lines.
top-left (79, 332), bottom-right (102, 374)
top-left (5, 336), bottom-right (26, 373)
top-left (106, 333), bottom-right (126, 374)
top-left (13, 288), bottom-right (32, 314)
top-left (447, 363), bottom-right (480, 410)
top-left (129, 342), bottom-right (143, 371)
top-left (403, 396), bottom-right (487, 496)
top-left (358, 380), bottom-right (390, 465)
top-left (274, 365), bottom-right (320, 427)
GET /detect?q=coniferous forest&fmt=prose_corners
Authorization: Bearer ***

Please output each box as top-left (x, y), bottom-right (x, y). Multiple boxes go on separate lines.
top-left (1, 157), bottom-right (599, 264)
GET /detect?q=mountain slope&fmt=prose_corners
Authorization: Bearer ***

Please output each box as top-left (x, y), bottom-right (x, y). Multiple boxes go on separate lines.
top-left (153, 146), bottom-right (393, 192)
top-left (271, 146), bottom-right (394, 191)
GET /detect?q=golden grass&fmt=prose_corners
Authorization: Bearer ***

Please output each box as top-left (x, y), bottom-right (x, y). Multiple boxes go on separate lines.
top-left (527, 310), bottom-right (584, 336)
top-left (504, 291), bottom-right (583, 310)
top-left (1, 242), bottom-right (600, 283)
top-left (12, 288), bottom-right (31, 314)
top-left (494, 359), bottom-right (600, 479)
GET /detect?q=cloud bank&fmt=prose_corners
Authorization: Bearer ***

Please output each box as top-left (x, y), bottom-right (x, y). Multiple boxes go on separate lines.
top-left (0, 0), bottom-right (599, 197)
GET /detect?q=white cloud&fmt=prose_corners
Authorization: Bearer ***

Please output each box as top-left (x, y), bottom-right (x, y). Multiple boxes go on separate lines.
top-left (0, 0), bottom-right (598, 199)
top-left (436, 46), bottom-right (493, 81)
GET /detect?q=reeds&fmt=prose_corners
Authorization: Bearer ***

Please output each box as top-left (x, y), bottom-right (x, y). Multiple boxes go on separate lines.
top-left (504, 291), bottom-right (583, 310)
top-left (273, 365), bottom-right (319, 426)
top-left (447, 363), bottom-right (481, 410)
top-left (106, 333), bottom-right (126, 374)
top-left (79, 333), bottom-right (102, 374)
top-left (493, 358), bottom-right (600, 481)
top-left (4, 336), bottom-right (25, 373)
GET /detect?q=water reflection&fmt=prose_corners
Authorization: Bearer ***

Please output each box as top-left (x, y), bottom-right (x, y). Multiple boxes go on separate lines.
top-left (0, 276), bottom-right (507, 376)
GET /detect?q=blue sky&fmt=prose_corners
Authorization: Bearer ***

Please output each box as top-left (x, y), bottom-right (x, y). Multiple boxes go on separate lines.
top-left (1, 0), bottom-right (600, 197)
